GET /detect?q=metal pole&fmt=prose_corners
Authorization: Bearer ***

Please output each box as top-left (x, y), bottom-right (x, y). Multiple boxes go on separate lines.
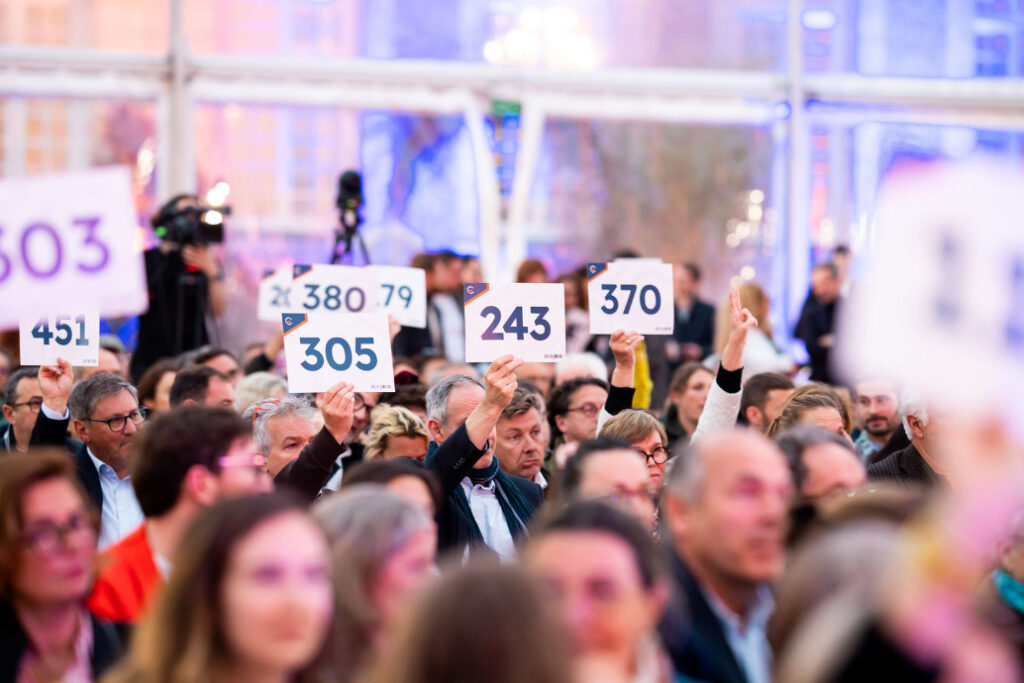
top-left (166, 0), bottom-right (195, 196)
top-left (785, 0), bottom-right (810, 345)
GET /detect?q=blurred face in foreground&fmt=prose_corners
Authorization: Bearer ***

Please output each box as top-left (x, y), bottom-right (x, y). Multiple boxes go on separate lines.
top-left (527, 531), bottom-right (662, 668)
top-left (800, 442), bottom-right (865, 501)
top-left (221, 512), bottom-right (333, 677)
top-left (576, 449), bottom-right (656, 531)
top-left (665, 432), bottom-right (793, 589)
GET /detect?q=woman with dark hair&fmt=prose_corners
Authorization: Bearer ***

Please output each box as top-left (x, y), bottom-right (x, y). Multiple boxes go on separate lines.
top-left (662, 362), bottom-right (714, 448)
top-left (107, 494), bottom-right (337, 683)
top-left (368, 563), bottom-right (572, 683)
top-left (0, 449), bottom-right (121, 681)
top-left (525, 500), bottom-right (689, 682)
top-left (134, 360), bottom-right (178, 416)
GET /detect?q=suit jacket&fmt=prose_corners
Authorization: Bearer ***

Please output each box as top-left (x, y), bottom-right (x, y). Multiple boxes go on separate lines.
top-left (425, 424), bottom-right (544, 557)
top-left (0, 598), bottom-right (122, 681)
top-left (793, 292), bottom-right (837, 384)
top-left (673, 299), bottom-right (716, 360)
top-left (0, 422), bottom-right (16, 452)
top-left (866, 442), bottom-right (942, 489)
top-left (274, 427), bottom-right (344, 503)
top-left (659, 548), bottom-right (749, 683)
top-left (29, 409), bottom-right (100, 509)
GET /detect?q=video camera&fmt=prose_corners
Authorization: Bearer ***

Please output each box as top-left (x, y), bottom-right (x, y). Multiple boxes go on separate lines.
top-left (151, 194), bottom-right (229, 247)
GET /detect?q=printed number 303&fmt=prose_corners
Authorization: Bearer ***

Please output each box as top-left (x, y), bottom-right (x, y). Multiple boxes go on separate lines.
top-left (480, 306), bottom-right (551, 341)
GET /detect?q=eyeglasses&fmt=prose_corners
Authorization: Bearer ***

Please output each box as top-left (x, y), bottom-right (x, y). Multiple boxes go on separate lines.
top-left (12, 399), bottom-right (44, 413)
top-left (566, 402), bottom-right (601, 417)
top-left (218, 453), bottom-right (268, 471)
top-left (633, 445), bottom-right (670, 465)
top-left (250, 398), bottom-right (282, 425)
top-left (20, 513), bottom-right (96, 554)
top-left (84, 407), bottom-right (147, 433)
top-left (353, 393), bottom-right (367, 412)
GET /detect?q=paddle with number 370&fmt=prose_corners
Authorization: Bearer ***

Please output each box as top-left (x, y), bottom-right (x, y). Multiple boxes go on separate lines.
top-left (281, 311), bottom-right (395, 393)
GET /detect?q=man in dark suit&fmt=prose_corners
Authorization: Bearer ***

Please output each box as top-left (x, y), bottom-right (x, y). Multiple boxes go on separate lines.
top-left (867, 391), bottom-right (944, 489)
top-left (794, 263), bottom-right (841, 384)
top-left (659, 430), bottom-right (793, 683)
top-left (33, 359), bottom-right (144, 550)
top-left (1, 367), bottom-right (42, 453)
top-left (672, 262), bottom-right (716, 363)
top-left (424, 356), bottom-right (543, 561)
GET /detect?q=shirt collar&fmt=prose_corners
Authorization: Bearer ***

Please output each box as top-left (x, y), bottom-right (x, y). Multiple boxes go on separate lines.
top-left (86, 447), bottom-right (124, 479)
top-left (534, 469), bottom-right (548, 489)
top-left (703, 582), bottom-right (774, 635)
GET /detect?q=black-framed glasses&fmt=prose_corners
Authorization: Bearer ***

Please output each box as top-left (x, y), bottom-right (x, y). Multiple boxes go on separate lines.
top-left (353, 393), bottom-right (367, 412)
top-left (634, 445), bottom-right (670, 465)
top-left (20, 513), bottom-right (96, 554)
top-left (12, 399), bottom-right (44, 413)
top-left (566, 402), bottom-right (601, 417)
top-left (84, 407), bottom-right (148, 433)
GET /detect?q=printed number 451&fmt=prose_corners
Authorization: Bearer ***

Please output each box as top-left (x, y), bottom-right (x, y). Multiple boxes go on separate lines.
top-left (481, 306), bottom-right (550, 341)
top-left (32, 316), bottom-right (89, 347)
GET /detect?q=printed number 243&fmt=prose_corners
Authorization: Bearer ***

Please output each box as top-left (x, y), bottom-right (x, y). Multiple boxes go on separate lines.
top-left (481, 306), bottom-right (550, 341)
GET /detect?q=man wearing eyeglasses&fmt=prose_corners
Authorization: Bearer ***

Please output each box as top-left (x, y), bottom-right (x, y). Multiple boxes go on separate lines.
top-left (88, 407), bottom-right (271, 623)
top-left (1, 367), bottom-right (43, 453)
top-left (32, 359), bottom-right (146, 549)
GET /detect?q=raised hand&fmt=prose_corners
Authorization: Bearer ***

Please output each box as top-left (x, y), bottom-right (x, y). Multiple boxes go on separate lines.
top-left (610, 329), bottom-right (643, 388)
top-left (482, 355), bottom-right (524, 410)
top-left (38, 358), bottom-right (74, 414)
top-left (320, 381), bottom-right (355, 444)
top-left (721, 288), bottom-right (758, 372)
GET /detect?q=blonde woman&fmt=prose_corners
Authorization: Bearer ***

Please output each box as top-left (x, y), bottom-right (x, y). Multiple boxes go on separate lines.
top-left (364, 405), bottom-right (429, 462)
top-left (714, 283), bottom-right (795, 379)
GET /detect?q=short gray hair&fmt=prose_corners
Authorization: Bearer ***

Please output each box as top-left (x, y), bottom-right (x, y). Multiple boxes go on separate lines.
top-left (664, 441), bottom-right (706, 504)
top-left (555, 353), bottom-right (608, 383)
top-left (898, 388), bottom-right (929, 440)
top-left (243, 395), bottom-right (315, 456)
top-left (234, 372), bottom-right (288, 412)
top-left (313, 484), bottom-right (433, 559)
top-left (425, 374), bottom-right (483, 426)
top-left (68, 373), bottom-right (138, 420)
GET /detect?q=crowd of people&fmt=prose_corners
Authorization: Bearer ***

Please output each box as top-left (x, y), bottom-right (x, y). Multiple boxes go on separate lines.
top-left (0, 241), bottom-right (1022, 683)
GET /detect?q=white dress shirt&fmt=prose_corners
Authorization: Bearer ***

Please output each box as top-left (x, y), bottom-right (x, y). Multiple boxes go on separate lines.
top-left (704, 584), bottom-right (775, 683)
top-left (460, 477), bottom-right (516, 561)
top-left (87, 448), bottom-right (144, 550)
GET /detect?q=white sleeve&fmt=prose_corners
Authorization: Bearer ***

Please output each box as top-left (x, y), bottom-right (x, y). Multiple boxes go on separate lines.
top-left (690, 379), bottom-right (741, 445)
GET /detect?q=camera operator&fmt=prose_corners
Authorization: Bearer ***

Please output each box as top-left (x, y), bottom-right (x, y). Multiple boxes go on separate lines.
top-left (129, 195), bottom-right (227, 383)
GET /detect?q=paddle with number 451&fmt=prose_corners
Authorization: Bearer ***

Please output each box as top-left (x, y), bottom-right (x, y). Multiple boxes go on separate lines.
top-left (281, 311), bottom-right (395, 393)
top-left (463, 283), bottom-right (566, 363)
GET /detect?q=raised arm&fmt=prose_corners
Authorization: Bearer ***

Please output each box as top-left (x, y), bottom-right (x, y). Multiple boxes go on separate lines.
top-left (31, 358), bottom-right (75, 447)
top-left (596, 330), bottom-right (643, 435)
top-left (692, 290), bottom-right (756, 443)
top-left (274, 381), bottom-right (354, 501)
top-left (427, 355), bottom-right (521, 497)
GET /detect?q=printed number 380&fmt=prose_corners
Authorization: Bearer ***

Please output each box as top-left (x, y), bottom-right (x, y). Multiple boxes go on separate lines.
top-left (480, 306), bottom-right (551, 341)
top-left (299, 336), bottom-right (377, 372)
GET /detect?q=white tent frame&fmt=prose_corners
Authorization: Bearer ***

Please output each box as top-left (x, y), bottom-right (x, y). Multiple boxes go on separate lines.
top-left (3, 0), bottom-right (1024, 318)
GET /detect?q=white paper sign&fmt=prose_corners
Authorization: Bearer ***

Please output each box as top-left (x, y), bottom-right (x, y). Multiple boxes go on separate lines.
top-left (0, 166), bottom-right (147, 330)
top-left (368, 265), bottom-right (427, 328)
top-left (836, 160), bottom-right (1024, 422)
top-left (257, 265), bottom-right (294, 322)
top-left (282, 311), bottom-right (395, 393)
top-left (290, 264), bottom-right (379, 315)
top-left (586, 260), bottom-right (674, 335)
top-left (463, 283), bottom-right (566, 363)
top-left (19, 312), bottom-right (100, 366)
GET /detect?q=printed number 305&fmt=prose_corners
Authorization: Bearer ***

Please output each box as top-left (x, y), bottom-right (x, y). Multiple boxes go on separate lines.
top-left (481, 306), bottom-right (551, 341)
top-left (299, 336), bottom-right (377, 372)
